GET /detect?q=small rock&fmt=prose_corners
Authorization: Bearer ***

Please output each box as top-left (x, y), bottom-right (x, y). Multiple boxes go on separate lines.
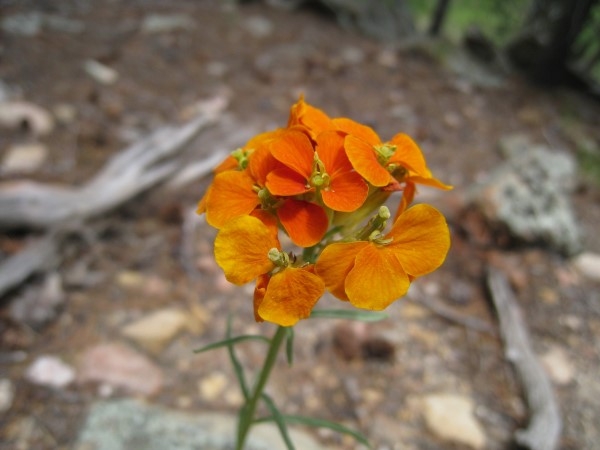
top-left (121, 308), bottom-right (191, 354)
top-left (1, 142), bottom-right (48, 174)
top-left (0, 378), bottom-right (15, 412)
top-left (1, 12), bottom-right (43, 36)
top-left (77, 343), bottom-right (163, 396)
top-left (198, 372), bottom-right (228, 401)
top-left (52, 103), bottom-right (77, 124)
top-left (83, 60), bottom-right (118, 85)
top-left (422, 393), bottom-right (486, 449)
top-left (541, 346), bottom-right (575, 385)
top-left (572, 252), bottom-right (600, 282)
top-left (0, 101), bottom-right (54, 135)
top-left (244, 16), bottom-right (273, 38)
top-left (340, 46), bottom-right (365, 65)
top-left (25, 355), bottom-right (76, 388)
top-left (9, 273), bottom-right (65, 329)
top-left (141, 14), bottom-right (195, 33)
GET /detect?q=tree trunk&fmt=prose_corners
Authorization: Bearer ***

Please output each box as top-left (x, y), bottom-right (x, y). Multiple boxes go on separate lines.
top-left (428, 0), bottom-right (451, 36)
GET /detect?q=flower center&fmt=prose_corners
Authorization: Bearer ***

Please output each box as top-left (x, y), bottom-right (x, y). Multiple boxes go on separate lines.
top-left (231, 148), bottom-right (253, 170)
top-left (268, 248), bottom-right (290, 268)
top-left (374, 143), bottom-right (397, 165)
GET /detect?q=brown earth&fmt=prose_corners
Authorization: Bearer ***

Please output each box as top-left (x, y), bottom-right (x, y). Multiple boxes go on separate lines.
top-left (1, 1), bottom-right (600, 449)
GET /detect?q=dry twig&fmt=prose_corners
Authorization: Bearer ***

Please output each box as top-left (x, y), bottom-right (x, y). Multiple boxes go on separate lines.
top-left (487, 267), bottom-right (561, 450)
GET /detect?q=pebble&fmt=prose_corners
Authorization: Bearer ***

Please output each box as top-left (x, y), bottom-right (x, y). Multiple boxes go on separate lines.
top-left (83, 60), bottom-right (118, 85)
top-left (244, 15), bottom-right (273, 38)
top-left (422, 393), bottom-right (486, 449)
top-left (0, 100), bottom-right (54, 135)
top-left (198, 371), bottom-right (228, 401)
top-left (121, 308), bottom-right (191, 354)
top-left (0, 378), bottom-right (15, 412)
top-left (9, 273), bottom-right (65, 329)
top-left (77, 343), bottom-right (163, 396)
top-left (540, 346), bottom-right (575, 385)
top-left (141, 14), bottom-right (195, 33)
top-left (1, 142), bottom-right (48, 174)
top-left (572, 252), bottom-right (600, 282)
top-left (25, 355), bottom-right (76, 389)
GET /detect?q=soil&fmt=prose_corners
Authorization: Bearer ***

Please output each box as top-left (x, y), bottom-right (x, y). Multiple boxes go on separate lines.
top-left (1, 1), bottom-right (600, 450)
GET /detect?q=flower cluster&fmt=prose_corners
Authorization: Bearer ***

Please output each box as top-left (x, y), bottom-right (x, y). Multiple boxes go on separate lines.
top-left (198, 97), bottom-right (451, 326)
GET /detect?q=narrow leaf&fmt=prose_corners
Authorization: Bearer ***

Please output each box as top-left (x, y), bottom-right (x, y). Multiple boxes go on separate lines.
top-left (260, 394), bottom-right (296, 450)
top-left (310, 309), bottom-right (388, 322)
top-left (258, 414), bottom-right (371, 448)
top-left (193, 334), bottom-right (270, 353)
top-left (226, 317), bottom-right (250, 400)
top-left (285, 327), bottom-right (295, 366)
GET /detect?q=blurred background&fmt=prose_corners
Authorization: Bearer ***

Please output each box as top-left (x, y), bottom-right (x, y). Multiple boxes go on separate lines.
top-left (1, 1), bottom-right (599, 449)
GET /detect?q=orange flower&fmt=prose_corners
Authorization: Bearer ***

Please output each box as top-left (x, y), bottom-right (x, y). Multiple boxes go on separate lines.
top-left (266, 130), bottom-right (368, 212)
top-left (334, 118), bottom-right (451, 191)
top-left (287, 96), bottom-right (333, 140)
top-left (315, 204), bottom-right (450, 310)
top-left (215, 215), bottom-right (324, 326)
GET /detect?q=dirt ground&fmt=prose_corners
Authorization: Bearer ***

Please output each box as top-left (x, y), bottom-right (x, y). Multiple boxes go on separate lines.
top-left (1, 1), bottom-right (600, 449)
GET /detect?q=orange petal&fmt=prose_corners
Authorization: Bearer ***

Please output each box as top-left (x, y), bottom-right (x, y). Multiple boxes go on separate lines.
top-left (278, 199), bottom-right (328, 247)
top-left (270, 131), bottom-right (315, 179)
top-left (315, 130), bottom-right (351, 175)
top-left (196, 185), bottom-right (210, 215)
top-left (322, 171), bottom-right (368, 212)
top-left (408, 175), bottom-right (453, 190)
top-left (344, 135), bottom-right (392, 187)
top-left (253, 274), bottom-right (269, 323)
top-left (213, 155), bottom-right (239, 173)
top-left (248, 145), bottom-right (284, 186)
top-left (393, 181), bottom-right (416, 220)
top-left (214, 215), bottom-right (279, 285)
top-left (205, 171), bottom-right (259, 228)
top-left (345, 244), bottom-right (410, 310)
top-left (333, 118), bottom-right (380, 146)
top-left (315, 241), bottom-right (366, 301)
top-left (388, 133), bottom-right (428, 176)
top-left (388, 204), bottom-right (450, 277)
top-left (266, 167), bottom-right (311, 196)
top-left (257, 267), bottom-right (325, 326)
top-left (250, 209), bottom-right (279, 240)
top-left (288, 97), bottom-right (333, 138)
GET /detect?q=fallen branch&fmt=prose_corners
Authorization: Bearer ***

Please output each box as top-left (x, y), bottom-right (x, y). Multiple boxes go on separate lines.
top-left (487, 267), bottom-right (561, 450)
top-left (0, 97), bottom-right (226, 229)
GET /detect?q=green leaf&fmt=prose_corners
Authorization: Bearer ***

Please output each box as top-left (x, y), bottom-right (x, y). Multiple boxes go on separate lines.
top-left (260, 394), bottom-right (296, 450)
top-left (310, 309), bottom-right (388, 322)
top-left (193, 334), bottom-right (270, 353)
top-left (226, 317), bottom-right (250, 400)
top-left (256, 414), bottom-right (371, 448)
top-left (285, 327), bottom-right (295, 366)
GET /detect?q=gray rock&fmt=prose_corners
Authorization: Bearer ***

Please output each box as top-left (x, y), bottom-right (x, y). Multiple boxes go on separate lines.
top-left (1, 142), bottom-right (48, 174)
top-left (75, 399), bottom-right (325, 450)
top-left (9, 273), bottom-right (65, 328)
top-left (0, 378), bottom-right (15, 413)
top-left (141, 14), bottom-right (195, 33)
top-left (572, 252), bottom-right (600, 282)
top-left (468, 136), bottom-right (582, 255)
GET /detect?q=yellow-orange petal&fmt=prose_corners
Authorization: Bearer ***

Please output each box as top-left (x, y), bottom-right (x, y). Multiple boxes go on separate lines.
top-left (196, 185), bottom-right (211, 215)
top-left (315, 241), bottom-right (367, 301)
top-left (345, 244), bottom-right (410, 310)
top-left (214, 215), bottom-right (278, 285)
top-left (205, 171), bottom-right (259, 228)
top-left (344, 135), bottom-right (392, 187)
top-left (388, 204), bottom-right (450, 277)
top-left (248, 144), bottom-right (284, 186)
top-left (253, 274), bottom-right (269, 323)
top-left (322, 170), bottom-right (368, 212)
top-left (213, 155), bottom-right (239, 173)
top-left (266, 167), bottom-right (311, 196)
top-left (257, 267), bottom-right (325, 327)
top-left (333, 118), bottom-right (380, 146)
top-left (388, 133), bottom-right (428, 175)
top-left (393, 181), bottom-right (417, 220)
top-left (270, 130), bottom-right (315, 179)
top-left (250, 209), bottom-right (279, 240)
top-left (408, 175), bottom-right (453, 190)
top-left (288, 97), bottom-right (333, 138)
top-left (278, 199), bottom-right (328, 247)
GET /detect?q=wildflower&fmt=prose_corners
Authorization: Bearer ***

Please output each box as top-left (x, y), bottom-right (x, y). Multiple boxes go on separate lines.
top-left (266, 129), bottom-right (368, 212)
top-left (215, 215), bottom-right (324, 326)
top-left (334, 118), bottom-right (451, 192)
top-left (315, 204), bottom-right (450, 310)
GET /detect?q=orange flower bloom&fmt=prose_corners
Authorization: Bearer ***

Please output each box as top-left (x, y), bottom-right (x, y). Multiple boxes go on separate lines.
top-left (287, 96), bottom-right (333, 140)
top-left (333, 118), bottom-right (451, 191)
top-left (266, 130), bottom-right (368, 212)
top-left (315, 204), bottom-right (450, 310)
top-left (215, 215), bottom-right (324, 326)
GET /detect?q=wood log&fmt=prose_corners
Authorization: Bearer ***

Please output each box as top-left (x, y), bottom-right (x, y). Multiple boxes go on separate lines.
top-left (487, 267), bottom-right (562, 450)
top-left (0, 98), bottom-right (225, 230)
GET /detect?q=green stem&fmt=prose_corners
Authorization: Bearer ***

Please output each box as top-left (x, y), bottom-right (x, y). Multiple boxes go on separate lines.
top-left (236, 325), bottom-right (288, 450)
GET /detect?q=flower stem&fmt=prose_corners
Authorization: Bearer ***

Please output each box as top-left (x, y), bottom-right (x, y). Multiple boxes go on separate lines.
top-left (236, 325), bottom-right (288, 450)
